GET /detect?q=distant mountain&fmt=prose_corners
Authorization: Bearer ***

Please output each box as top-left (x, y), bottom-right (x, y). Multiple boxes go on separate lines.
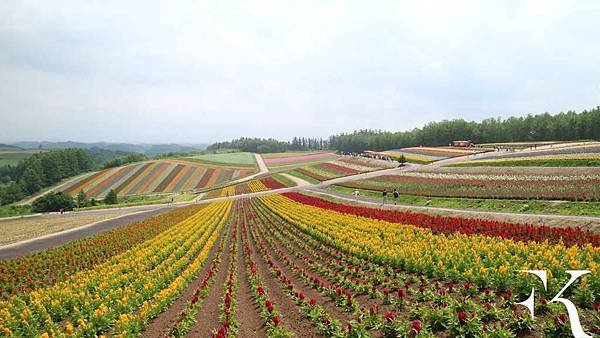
top-left (10, 142), bottom-right (207, 156)
top-left (0, 143), bottom-right (24, 151)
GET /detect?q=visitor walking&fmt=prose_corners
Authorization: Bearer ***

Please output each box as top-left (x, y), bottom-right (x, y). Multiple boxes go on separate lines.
top-left (353, 189), bottom-right (360, 201)
top-left (382, 189), bottom-right (388, 205)
top-left (393, 188), bottom-right (399, 205)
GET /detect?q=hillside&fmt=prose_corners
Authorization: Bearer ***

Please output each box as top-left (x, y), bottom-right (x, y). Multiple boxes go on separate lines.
top-left (61, 159), bottom-right (256, 198)
top-left (0, 144), bottom-right (23, 151)
top-left (11, 141), bottom-right (207, 156)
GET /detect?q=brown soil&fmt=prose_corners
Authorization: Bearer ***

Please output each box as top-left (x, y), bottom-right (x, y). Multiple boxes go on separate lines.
top-left (234, 222), bottom-right (268, 337)
top-left (246, 219), bottom-right (322, 337)
top-left (185, 227), bottom-right (233, 337)
top-left (252, 219), bottom-right (356, 325)
top-left (141, 224), bottom-right (229, 337)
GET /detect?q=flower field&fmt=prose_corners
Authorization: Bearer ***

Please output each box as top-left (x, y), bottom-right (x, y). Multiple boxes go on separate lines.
top-left (288, 158), bottom-right (392, 182)
top-left (262, 152), bottom-right (339, 169)
top-left (1, 193), bottom-right (598, 337)
top-left (335, 170), bottom-right (600, 201)
top-left (203, 176), bottom-right (290, 199)
top-left (62, 160), bottom-right (255, 198)
top-left (384, 147), bottom-right (491, 164)
top-left (453, 142), bottom-right (600, 167)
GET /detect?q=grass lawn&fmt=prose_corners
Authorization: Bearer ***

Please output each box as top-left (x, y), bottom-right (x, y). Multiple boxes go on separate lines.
top-left (327, 185), bottom-right (600, 217)
top-left (184, 152), bottom-right (257, 168)
top-left (0, 152), bottom-right (34, 166)
top-left (261, 151), bottom-right (327, 158)
top-left (76, 192), bottom-right (196, 211)
top-left (287, 170), bottom-right (321, 184)
top-left (272, 173), bottom-right (297, 187)
top-left (0, 205), bottom-right (33, 218)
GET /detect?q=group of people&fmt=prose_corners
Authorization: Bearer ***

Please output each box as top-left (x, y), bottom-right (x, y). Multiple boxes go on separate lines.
top-left (352, 188), bottom-right (400, 205)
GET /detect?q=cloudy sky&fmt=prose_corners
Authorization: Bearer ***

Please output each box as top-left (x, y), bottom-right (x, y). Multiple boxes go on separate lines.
top-left (1, 0), bottom-right (599, 144)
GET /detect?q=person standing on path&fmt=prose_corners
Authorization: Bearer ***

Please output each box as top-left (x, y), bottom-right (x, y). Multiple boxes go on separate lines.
top-left (353, 189), bottom-right (360, 201)
top-left (382, 189), bottom-right (388, 205)
top-left (393, 188), bottom-right (399, 205)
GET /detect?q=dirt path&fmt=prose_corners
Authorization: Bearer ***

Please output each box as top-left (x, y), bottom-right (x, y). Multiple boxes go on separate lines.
top-left (254, 153), bottom-right (268, 174)
top-left (281, 173), bottom-right (311, 187)
top-left (186, 225), bottom-right (233, 337)
top-left (235, 221), bottom-right (267, 337)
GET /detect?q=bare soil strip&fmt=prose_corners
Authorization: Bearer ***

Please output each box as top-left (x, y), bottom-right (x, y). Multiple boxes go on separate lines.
top-left (186, 225), bottom-right (233, 337)
top-left (234, 221), bottom-right (268, 337)
top-left (245, 209), bottom-right (322, 337)
top-left (249, 207), bottom-right (356, 325)
top-left (141, 222), bottom-right (229, 337)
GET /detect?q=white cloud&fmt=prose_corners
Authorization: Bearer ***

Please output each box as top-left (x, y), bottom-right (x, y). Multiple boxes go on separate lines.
top-left (0, 0), bottom-right (599, 143)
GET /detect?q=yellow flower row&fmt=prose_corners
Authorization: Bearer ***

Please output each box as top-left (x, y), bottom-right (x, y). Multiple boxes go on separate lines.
top-left (247, 180), bottom-right (268, 193)
top-left (0, 201), bottom-right (231, 337)
top-left (220, 186), bottom-right (236, 197)
top-left (260, 194), bottom-right (599, 291)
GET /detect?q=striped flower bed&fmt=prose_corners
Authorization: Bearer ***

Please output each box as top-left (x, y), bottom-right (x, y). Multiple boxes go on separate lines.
top-left (385, 147), bottom-right (490, 163)
top-left (63, 160), bottom-right (255, 198)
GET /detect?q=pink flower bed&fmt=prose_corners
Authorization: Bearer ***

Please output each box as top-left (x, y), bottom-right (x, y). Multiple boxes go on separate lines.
top-left (263, 152), bottom-right (336, 164)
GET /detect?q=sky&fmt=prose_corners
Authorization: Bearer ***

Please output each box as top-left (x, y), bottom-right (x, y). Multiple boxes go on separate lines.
top-left (1, 0), bottom-right (599, 144)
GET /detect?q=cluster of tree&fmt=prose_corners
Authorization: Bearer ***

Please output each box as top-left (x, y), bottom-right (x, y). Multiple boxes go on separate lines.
top-left (103, 153), bottom-right (148, 169)
top-left (32, 189), bottom-right (119, 212)
top-left (207, 137), bottom-right (328, 153)
top-left (0, 149), bottom-right (93, 205)
top-left (32, 192), bottom-right (76, 212)
top-left (327, 107), bottom-right (600, 152)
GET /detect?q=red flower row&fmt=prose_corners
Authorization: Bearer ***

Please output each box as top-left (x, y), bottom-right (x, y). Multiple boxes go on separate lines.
top-left (283, 192), bottom-right (600, 246)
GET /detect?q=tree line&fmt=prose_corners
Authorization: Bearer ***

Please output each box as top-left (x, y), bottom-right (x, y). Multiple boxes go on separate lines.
top-left (207, 137), bottom-right (328, 153)
top-left (0, 148), bottom-right (93, 205)
top-left (207, 107), bottom-right (600, 153)
top-left (327, 108), bottom-right (600, 152)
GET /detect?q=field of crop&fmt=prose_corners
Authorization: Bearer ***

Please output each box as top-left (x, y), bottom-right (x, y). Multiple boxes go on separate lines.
top-left (62, 160), bottom-right (255, 198)
top-left (263, 152), bottom-right (338, 168)
top-left (0, 151), bottom-right (36, 166)
top-left (384, 147), bottom-right (491, 164)
top-left (335, 166), bottom-right (600, 201)
top-left (203, 176), bottom-right (291, 199)
top-left (1, 193), bottom-right (598, 337)
top-left (185, 152), bottom-right (257, 168)
top-left (288, 158), bottom-right (394, 182)
top-left (452, 142), bottom-right (600, 167)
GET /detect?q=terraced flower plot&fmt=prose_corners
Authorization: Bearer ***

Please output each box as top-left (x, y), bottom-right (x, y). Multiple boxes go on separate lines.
top-left (263, 152), bottom-right (338, 169)
top-left (335, 167), bottom-right (600, 201)
top-left (384, 146), bottom-right (491, 164)
top-left (452, 142), bottom-right (600, 167)
top-left (203, 176), bottom-right (291, 199)
top-left (62, 160), bottom-right (255, 198)
top-left (288, 157), bottom-right (395, 182)
top-left (1, 194), bottom-right (598, 337)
